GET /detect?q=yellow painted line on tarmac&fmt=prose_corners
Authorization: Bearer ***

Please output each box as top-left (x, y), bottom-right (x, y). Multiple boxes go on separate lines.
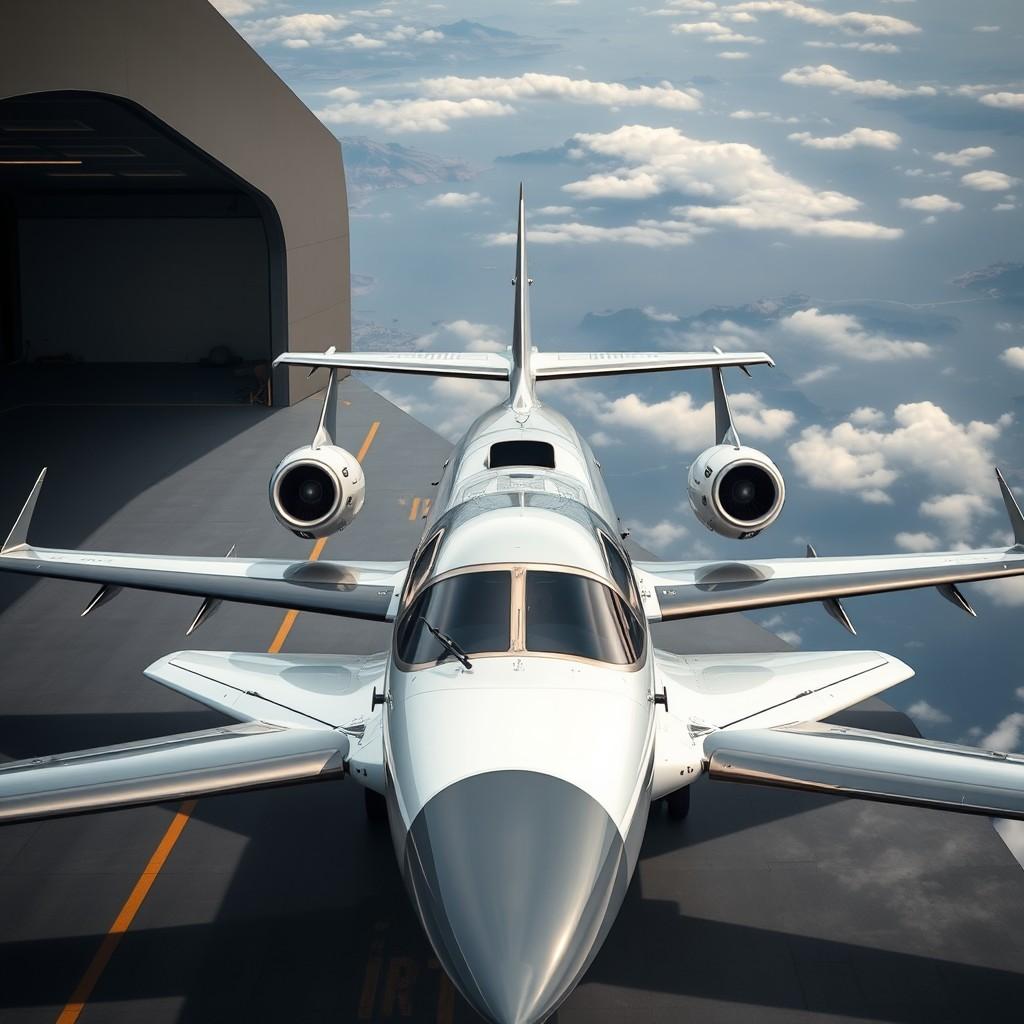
top-left (55, 418), bottom-right (381, 1022)
top-left (408, 497), bottom-right (431, 521)
top-left (55, 800), bottom-right (197, 1024)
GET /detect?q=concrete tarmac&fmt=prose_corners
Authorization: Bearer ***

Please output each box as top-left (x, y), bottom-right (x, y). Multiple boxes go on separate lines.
top-left (0, 376), bottom-right (1022, 1023)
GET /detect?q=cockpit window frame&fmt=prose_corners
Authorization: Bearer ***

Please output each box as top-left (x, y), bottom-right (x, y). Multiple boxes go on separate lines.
top-left (393, 561), bottom-right (647, 672)
top-left (404, 528), bottom-right (445, 603)
top-left (598, 531), bottom-right (642, 613)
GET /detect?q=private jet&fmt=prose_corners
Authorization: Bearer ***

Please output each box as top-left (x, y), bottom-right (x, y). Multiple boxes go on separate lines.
top-left (2, 189), bottom-right (1024, 1024)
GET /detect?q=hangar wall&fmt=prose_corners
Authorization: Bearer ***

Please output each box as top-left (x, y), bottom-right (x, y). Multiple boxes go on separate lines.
top-left (0, 0), bottom-right (350, 405)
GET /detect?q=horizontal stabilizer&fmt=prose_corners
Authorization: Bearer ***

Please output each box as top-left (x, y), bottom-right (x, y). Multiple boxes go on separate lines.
top-left (274, 350), bottom-right (510, 380)
top-left (273, 349), bottom-right (775, 386)
top-left (146, 649), bottom-right (387, 730)
top-left (656, 648), bottom-right (912, 730)
top-left (533, 350), bottom-right (773, 381)
top-left (705, 722), bottom-right (1024, 820)
top-left (0, 722), bottom-right (347, 824)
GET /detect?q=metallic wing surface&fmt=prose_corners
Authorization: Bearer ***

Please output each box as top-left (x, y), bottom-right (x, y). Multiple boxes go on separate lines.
top-left (0, 723), bottom-right (348, 824)
top-left (0, 650), bottom-right (388, 824)
top-left (635, 544), bottom-right (1024, 622)
top-left (0, 471), bottom-right (407, 622)
top-left (703, 724), bottom-right (1024, 820)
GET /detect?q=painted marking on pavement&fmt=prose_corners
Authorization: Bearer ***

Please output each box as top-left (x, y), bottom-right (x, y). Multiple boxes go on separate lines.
top-left (55, 417), bottom-right (381, 1022)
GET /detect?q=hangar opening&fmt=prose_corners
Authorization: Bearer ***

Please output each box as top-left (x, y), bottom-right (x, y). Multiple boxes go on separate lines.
top-left (0, 91), bottom-right (286, 406)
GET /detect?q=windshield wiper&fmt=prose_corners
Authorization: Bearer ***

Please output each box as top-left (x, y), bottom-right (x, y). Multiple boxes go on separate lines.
top-left (419, 617), bottom-right (473, 670)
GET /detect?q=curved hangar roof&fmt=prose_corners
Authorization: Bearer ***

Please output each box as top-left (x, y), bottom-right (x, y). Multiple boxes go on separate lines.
top-left (0, 0), bottom-right (349, 406)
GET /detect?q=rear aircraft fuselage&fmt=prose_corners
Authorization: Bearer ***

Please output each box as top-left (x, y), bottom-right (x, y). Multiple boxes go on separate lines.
top-left (381, 397), bottom-right (660, 1024)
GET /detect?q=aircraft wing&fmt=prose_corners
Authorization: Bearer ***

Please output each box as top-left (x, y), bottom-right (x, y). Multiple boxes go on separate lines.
top-left (0, 649), bottom-right (388, 824)
top-left (636, 545), bottom-right (1024, 625)
top-left (0, 471), bottom-right (407, 626)
top-left (637, 469), bottom-right (1024, 627)
top-left (703, 723), bottom-right (1024, 820)
top-left (0, 722), bottom-right (348, 824)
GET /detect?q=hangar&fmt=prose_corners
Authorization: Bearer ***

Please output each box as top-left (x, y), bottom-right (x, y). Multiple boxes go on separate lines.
top-left (0, 0), bottom-right (350, 407)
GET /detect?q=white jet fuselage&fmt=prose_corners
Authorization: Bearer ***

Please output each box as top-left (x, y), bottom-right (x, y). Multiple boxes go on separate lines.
top-left (382, 399), bottom-right (660, 1024)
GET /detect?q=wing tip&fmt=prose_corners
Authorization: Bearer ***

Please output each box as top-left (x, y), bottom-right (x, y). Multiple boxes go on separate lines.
top-left (2, 468), bottom-right (46, 553)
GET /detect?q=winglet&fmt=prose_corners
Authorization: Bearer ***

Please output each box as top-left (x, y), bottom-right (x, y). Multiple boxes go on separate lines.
top-left (2, 469), bottom-right (46, 553)
top-left (996, 467), bottom-right (1024, 547)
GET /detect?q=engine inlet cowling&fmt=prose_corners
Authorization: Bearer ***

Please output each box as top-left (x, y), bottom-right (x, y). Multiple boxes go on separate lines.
top-left (687, 444), bottom-right (785, 540)
top-left (269, 444), bottom-right (365, 538)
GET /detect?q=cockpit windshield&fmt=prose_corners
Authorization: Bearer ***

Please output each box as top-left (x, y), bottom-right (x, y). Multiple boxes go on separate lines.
top-left (525, 570), bottom-right (643, 665)
top-left (395, 567), bottom-right (644, 668)
top-left (396, 571), bottom-right (511, 665)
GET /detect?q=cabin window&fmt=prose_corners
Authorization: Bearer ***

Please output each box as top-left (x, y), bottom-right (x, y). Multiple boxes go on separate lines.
top-left (489, 440), bottom-right (556, 469)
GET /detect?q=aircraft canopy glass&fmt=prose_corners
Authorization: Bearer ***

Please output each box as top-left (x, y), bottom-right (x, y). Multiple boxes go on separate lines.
top-left (525, 570), bottom-right (643, 666)
top-left (396, 571), bottom-right (512, 665)
top-left (395, 568), bottom-right (644, 668)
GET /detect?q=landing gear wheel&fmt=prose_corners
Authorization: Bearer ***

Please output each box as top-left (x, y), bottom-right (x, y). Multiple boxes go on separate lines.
top-left (364, 787), bottom-right (387, 823)
top-left (666, 786), bottom-right (691, 821)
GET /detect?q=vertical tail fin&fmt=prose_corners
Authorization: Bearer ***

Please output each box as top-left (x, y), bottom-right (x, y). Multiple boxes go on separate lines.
top-left (510, 184), bottom-right (535, 415)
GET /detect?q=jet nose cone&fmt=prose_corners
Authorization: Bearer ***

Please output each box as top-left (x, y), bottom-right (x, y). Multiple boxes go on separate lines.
top-left (403, 771), bottom-right (628, 1024)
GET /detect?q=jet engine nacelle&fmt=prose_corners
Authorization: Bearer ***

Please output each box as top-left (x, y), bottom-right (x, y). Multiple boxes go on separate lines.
top-left (269, 445), bottom-right (365, 539)
top-left (687, 445), bottom-right (785, 540)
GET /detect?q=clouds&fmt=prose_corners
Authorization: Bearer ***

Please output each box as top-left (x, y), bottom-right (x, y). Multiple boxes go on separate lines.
top-left (782, 64), bottom-right (937, 99)
top-left (920, 492), bottom-right (989, 537)
top-left (671, 21), bottom-right (763, 44)
top-left (961, 170), bottom-right (1021, 192)
top-left (789, 127), bottom-right (901, 150)
top-left (319, 74), bottom-right (702, 132)
top-left (894, 531), bottom-right (940, 552)
top-left (425, 191), bottom-right (490, 208)
top-left (727, 2), bottom-right (919, 37)
top-left (979, 92), bottom-right (1024, 110)
top-left (556, 125), bottom-right (902, 241)
top-left (243, 13), bottom-right (349, 46)
top-left (1001, 347), bottom-right (1024, 371)
top-left (908, 699), bottom-right (951, 724)
top-left (629, 519), bottom-right (689, 553)
top-left (804, 40), bottom-right (901, 54)
top-left (487, 220), bottom-right (706, 248)
top-left (932, 146), bottom-right (994, 167)
top-left (981, 713), bottom-right (1024, 752)
top-left (788, 402), bottom-right (1011, 508)
top-left (419, 73), bottom-right (702, 111)
top-left (899, 194), bottom-right (963, 213)
top-left (781, 309), bottom-right (931, 360)
top-left (317, 97), bottom-right (515, 133)
top-left (594, 389), bottom-right (796, 448)
top-left (413, 319), bottom-right (507, 353)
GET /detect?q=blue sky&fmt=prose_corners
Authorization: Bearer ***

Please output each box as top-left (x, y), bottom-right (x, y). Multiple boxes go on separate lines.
top-left (214, 0), bottom-right (1024, 749)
